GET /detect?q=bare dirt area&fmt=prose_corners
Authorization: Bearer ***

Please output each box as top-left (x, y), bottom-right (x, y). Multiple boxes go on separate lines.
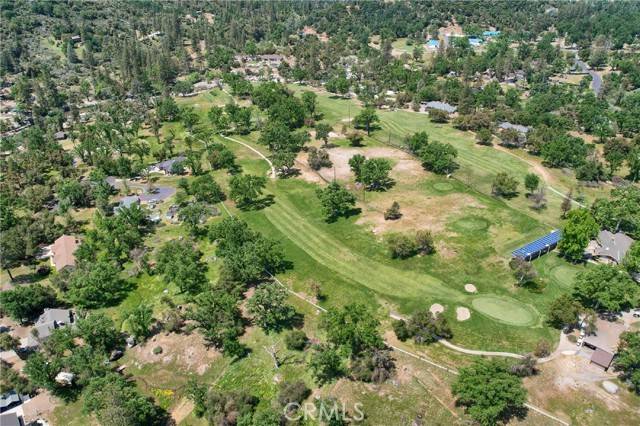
top-left (131, 331), bottom-right (221, 375)
top-left (356, 190), bottom-right (483, 235)
top-left (171, 397), bottom-right (195, 424)
top-left (527, 355), bottom-right (636, 413)
top-left (297, 145), bottom-right (424, 185)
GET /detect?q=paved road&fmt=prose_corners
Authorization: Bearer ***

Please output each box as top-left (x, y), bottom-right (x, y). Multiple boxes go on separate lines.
top-left (575, 58), bottom-right (603, 96)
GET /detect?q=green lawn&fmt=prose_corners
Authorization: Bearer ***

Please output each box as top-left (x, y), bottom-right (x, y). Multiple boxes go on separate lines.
top-left (149, 87), bottom-right (597, 353)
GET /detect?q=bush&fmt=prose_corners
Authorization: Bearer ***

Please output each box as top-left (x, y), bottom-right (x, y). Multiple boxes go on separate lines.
top-left (285, 330), bottom-right (308, 351)
top-left (350, 349), bottom-right (396, 383)
top-left (278, 380), bottom-right (311, 406)
top-left (392, 319), bottom-right (411, 341)
top-left (152, 346), bottom-right (163, 355)
top-left (476, 128), bottom-right (493, 145)
top-left (415, 230), bottom-right (435, 255)
top-left (307, 147), bottom-right (332, 170)
top-left (384, 201), bottom-right (402, 220)
top-left (386, 233), bottom-right (418, 259)
top-left (534, 339), bottom-right (551, 358)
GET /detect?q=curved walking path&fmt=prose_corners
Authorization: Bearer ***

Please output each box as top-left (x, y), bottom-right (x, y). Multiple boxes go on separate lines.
top-left (219, 134), bottom-right (276, 178)
top-left (438, 338), bottom-right (524, 359)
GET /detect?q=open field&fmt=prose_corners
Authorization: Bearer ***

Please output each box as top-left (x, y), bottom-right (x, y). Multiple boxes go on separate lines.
top-left (116, 85), bottom-right (601, 353)
top-left (41, 83), bottom-right (634, 426)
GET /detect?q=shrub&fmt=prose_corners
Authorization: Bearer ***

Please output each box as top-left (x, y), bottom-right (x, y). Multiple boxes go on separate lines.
top-left (476, 128), bottom-right (493, 145)
top-left (307, 147), bottom-right (332, 170)
top-left (384, 201), bottom-right (402, 220)
top-left (278, 380), bottom-right (311, 406)
top-left (392, 319), bottom-right (411, 341)
top-left (534, 339), bottom-right (551, 358)
top-left (415, 230), bottom-right (435, 255)
top-left (350, 349), bottom-right (396, 383)
top-left (152, 346), bottom-right (163, 355)
top-left (491, 172), bottom-right (518, 198)
top-left (285, 329), bottom-right (308, 351)
top-left (386, 233), bottom-right (418, 259)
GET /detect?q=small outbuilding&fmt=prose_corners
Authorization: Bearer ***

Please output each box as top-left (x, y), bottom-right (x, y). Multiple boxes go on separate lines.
top-left (512, 230), bottom-right (562, 261)
top-left (590, 348), bottom-right (615, 371)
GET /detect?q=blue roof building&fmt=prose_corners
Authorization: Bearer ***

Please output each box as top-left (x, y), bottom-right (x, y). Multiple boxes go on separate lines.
top-left (426, 39), bottom-right (440, 49)
top-left (512, 230), bottom-right (562, 261)
top-left (468, 37), bottom-right (483, 46)
top-left (483, 30), bottom-right (501, 37)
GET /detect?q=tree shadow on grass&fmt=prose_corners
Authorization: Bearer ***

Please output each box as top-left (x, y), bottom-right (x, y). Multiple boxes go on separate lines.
top-left (326, 207), bottom-right (362, 223)
top-left (238, 194), bottom-right (276, 211)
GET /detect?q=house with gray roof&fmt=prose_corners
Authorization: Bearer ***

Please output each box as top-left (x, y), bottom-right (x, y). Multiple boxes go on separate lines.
top-left (0, 411), bottom-right (22, 426)
top-left (498, 122), bottom-right (530, 134)
top-left (586, 230), bottom-right (634, 265)
top-left (422, 101), bottom-right (457, 114)
top-left (0, 391), bottom-right (24, 413)
top-left (23, 309), bottom-right (75, 349)
top-left (149, 156), bottom-right (186, 175)
top-left (115, 195), bottom-right (141, 214)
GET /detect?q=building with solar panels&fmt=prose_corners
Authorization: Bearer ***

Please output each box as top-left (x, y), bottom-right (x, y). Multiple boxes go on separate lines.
top-left (512, 230), bottom-right (562, 261)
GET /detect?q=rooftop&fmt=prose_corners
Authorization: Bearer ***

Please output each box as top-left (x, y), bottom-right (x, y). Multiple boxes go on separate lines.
top-left (51, 235), bottom-right (79, 270)
top-left (36, 308), bottom-right (74, 326)
top-left (590, 347), bottom-right (615, 369)
top-left (512, 230), bottom-right (562, 260)
top-left (499, 122), bottom-right (530, 134)
top-left (594, 230), bottom-right (634, 264)
top-left (424, 101), bottom-right (457, 113)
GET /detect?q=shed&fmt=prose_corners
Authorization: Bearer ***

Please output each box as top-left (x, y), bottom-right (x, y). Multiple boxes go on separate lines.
top-left (512, 230), bottom-right (562, 261)
top-left (118, 195), bottom-right (141, 209)
top-left (590, 348), bottom-right (614, 370)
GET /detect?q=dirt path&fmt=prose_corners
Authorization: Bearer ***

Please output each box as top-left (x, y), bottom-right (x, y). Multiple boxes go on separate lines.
top-left (493, 144), bottom-right (586, 207)
top-left (219, 135), bottom-right (276, 178)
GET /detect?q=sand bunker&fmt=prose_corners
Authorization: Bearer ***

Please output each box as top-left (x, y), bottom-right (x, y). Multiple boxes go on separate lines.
top-left (464, 284), bottom-right (477, 293)
top-left (430, 303), bottom-right (444, 316)
top-left (456, 307), bottom-right (471, 321)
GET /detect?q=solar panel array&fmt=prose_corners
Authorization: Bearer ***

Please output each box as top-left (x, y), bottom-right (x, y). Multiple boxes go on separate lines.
top-left (512, 230), bottom-right (562, 259)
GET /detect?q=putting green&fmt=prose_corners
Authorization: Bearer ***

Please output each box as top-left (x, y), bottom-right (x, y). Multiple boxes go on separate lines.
top-left (451, 216), bottom-right (490, 233)
top-left (471, 296), bottom-right (538, 327)
top-left (432, 182), bottom-right (454, 192)
top-left (550, 264), bottom-right (578, 288)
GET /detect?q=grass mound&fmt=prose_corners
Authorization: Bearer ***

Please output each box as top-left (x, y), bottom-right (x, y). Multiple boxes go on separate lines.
top-left (432, 182), bottom-right (455, 193)
top-left (451, 216), bottom-right (490, 233)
